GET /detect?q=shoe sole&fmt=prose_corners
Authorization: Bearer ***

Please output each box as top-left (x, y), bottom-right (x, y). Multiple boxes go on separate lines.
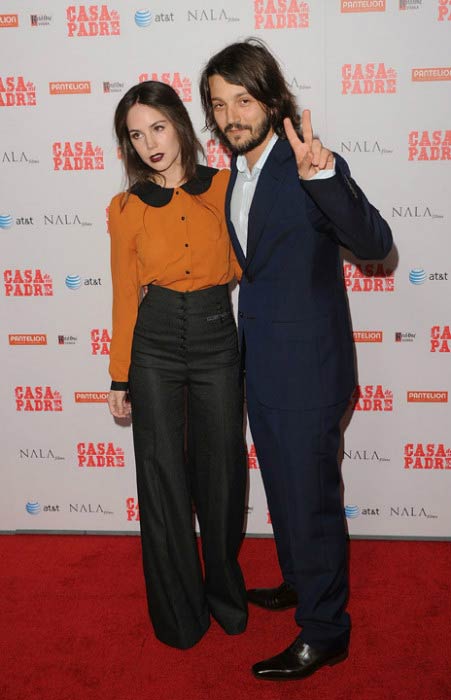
top-left (252, 650), bottom-right (348, 681)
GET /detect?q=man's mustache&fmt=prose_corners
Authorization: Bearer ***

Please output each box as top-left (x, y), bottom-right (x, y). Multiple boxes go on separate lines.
top-left (224, 123), bottom-right (252, 134)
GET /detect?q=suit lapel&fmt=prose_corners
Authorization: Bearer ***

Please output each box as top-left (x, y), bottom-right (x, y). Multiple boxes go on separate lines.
top-left (225, 159), bottom-right (246, 270)
top-left (245, 138), bottom-right (292, 270)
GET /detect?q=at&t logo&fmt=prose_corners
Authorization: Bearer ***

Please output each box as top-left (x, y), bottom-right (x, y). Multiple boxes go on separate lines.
top-left (254, 0), bottom-right (309, 29)
top-left (66, 5), bottom-right (120, 36)
top-left (26, 501), bottom-right (41, 515)
top-left (134, 9), bottom-right (152, 26)
top-left (0, 214), bottom-right (13, 229)
top-left (409, 268), bottom-right (448, 284)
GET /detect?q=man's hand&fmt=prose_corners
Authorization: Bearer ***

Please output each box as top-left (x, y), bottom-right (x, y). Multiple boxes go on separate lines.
top-left (283, 110), bottom-right (334, 180)
top-left (108, 390), bottom-right (131, 418)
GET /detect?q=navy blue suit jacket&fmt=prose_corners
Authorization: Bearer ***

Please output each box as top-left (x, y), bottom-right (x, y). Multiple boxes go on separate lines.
top-left (226, 137), bottom-right (393, 411)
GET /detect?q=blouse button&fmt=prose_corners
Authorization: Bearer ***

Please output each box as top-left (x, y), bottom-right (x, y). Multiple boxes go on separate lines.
top-left (181, 216), bottom-right (186, 221)
top-left (185, 243), bottom-right (189, 248)
top-left (175, 190), bottom-right (179, 195)
top-left (185, 270), bottom-right (190, 275)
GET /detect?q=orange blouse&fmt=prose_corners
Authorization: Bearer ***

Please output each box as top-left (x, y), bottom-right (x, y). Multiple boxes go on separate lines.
top-left (108, 166), bottom-right (241, 384)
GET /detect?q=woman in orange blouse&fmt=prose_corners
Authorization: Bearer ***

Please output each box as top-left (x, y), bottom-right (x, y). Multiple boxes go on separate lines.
top-left (108, 81), bottom-right (247, 649)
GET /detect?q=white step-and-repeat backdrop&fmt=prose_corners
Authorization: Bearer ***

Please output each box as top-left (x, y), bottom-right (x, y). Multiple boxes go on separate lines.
top-left (1, 0), bottom-right (450, 537)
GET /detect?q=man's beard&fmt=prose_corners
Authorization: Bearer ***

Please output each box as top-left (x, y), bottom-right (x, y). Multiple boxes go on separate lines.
top-left (217, 113), bottom-right (272, 155)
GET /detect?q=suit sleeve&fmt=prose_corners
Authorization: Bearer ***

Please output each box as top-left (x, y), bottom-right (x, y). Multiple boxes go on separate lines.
top-left (301, 153), bottom-right (393, 260)
top-left (108, 194), bottom-right (141, 387)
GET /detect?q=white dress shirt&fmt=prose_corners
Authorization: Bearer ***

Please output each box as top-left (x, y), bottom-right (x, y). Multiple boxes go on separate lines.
top-left (230, 134), bottom-right (335, 257)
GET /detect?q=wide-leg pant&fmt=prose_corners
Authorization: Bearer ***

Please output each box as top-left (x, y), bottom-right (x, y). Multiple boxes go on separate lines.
top-left (128, 284), bottom-right (248, 649)
top-left (246, 373), bottom-right (351, 650)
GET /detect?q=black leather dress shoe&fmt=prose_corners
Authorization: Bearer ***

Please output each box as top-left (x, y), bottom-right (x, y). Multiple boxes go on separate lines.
top-left (247, 582), bottom-right (298, 610)
top-left (252, 637), bottom-right (348, 681)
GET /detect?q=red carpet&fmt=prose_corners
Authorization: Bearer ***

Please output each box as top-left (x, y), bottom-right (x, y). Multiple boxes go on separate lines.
top-left (2, 535), bottom-right (450, 700)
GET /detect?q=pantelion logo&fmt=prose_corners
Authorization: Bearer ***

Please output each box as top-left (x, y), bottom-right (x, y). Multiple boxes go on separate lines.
top-left (341, 0), bottom-right (385, 10)
top-left (0, 14), bottom-right (19, 27)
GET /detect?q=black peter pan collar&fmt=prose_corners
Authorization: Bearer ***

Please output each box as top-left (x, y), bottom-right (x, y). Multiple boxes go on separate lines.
top-left (130, 164), bottom-right (218, 207)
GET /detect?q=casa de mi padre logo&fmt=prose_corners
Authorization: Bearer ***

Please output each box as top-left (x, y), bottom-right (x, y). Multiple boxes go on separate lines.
top-left (430, 325), bottom-right (451, 352)
top-left (438, 1), bottom-right (451, 21)
top-left (351, 385), bottom-right (393, 411)
top-left (53, 142), bottom-right (104, 170)
top-left (408, 131), bottom-right (451, 161)
top-left (343, 262), bottom-right (394, 292)
top-left (0, 76), bottom-right (36, 107)
top-left (91, 329), bottom-right (111, 354)
top-left (77, 442), bottom-right (124, 467)
top-left (342, 63), bottom-right (397, 95)
top-left (253, 1), bottom-right (310, 29)
top-left (4, 269), bottom-right (53, 296)
top-left (404, 443), bottom-right (451, 470)
top-left (126, 497), bottom-right (139, 521)
top-left (138, 73), bottom-right (192, 102)
top-left (66, 5), bottom-right (120, 36)
top-left (206, 139), bottom-right (231, 169)
top-left (15, 386), bottom-right (62, 412)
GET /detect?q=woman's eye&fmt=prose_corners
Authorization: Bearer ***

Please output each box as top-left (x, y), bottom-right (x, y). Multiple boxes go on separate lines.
top-left (130, 133), bottom-right (141, 140)
top-left (213, 103), bottom-right (223, 110)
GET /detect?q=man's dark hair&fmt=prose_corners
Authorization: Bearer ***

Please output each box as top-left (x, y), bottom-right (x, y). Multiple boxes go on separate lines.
top-left (199, 38), bottom-right (300, 138)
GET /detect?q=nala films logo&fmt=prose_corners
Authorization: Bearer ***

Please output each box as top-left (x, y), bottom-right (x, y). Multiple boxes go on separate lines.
top-left (44, 213), bottom-right (92, 227)
top-left (20, 447), bottom-right (65, 461)
top-left (187, 8), bottom-right (239, 22)
top-left (392, 205), bottom-right (444, 221)
top-left (340, 139), bottom-right (393, 156)
top-left (344, 448), bottom-right (390, 463)
top-left (2, 150), bottom-right (39, 165)
top-left (69, 503), bottom-right (113, 515)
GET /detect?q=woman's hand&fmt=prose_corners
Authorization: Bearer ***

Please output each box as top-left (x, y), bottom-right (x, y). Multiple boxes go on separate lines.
top-left (108, 390), bottom-right (131, 418)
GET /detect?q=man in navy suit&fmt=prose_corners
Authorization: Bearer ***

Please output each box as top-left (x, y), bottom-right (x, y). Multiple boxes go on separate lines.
top-left (200, 39), bottom-right (392, 680)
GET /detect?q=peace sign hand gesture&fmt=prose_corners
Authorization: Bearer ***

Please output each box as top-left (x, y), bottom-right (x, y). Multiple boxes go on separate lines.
top-left (283, 110), bottom-right (334, 180)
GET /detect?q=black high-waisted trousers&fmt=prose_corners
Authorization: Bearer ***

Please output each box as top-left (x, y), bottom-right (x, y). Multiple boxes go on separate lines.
top-left (128, 283), bottom-right (248, 649)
